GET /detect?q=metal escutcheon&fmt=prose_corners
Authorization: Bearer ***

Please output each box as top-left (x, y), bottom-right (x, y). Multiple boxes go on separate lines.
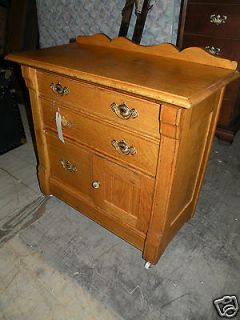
top-left (111, 102), bottom-right (138, 120)
top-left (111, 139), bottom-right (136, 155)
top-left (92, 181), bottom-right (100, 189)
top-left (205, 46), bottom-right (221, 55)
top-left (61, 115), bottom-right (72, 128)
top-left (50, 82), bottom-right (70, 96)
top-left (60, 160), bottom-right (77, 172)
top-left (210, 14), bottom-right (227, 26)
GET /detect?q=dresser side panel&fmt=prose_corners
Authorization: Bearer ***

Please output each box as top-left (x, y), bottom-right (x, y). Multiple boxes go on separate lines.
top-left (163, 89), bottom-right (225, 250)
top-left (144, 89), bottom-right (224, 264)
top-left (166, 93), bottom-right (218, 224)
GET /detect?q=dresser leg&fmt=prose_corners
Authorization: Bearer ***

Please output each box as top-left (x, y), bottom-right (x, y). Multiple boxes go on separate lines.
top-left (38, 166), bottom-right (51, 195)
top-left (143, 238), bottom-right (165, 266)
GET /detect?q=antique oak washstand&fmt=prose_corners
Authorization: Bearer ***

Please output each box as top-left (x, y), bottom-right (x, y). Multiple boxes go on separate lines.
top-left (6, 34), bottom-right (239, 268)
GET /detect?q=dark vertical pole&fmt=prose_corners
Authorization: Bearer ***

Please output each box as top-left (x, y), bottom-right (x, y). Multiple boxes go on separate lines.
top-left (0, 0), bottom-right (10, 56)
top-left (132, 0), bottom-right (152, 44)
top-left (118, 0), bottom-right (135, 37)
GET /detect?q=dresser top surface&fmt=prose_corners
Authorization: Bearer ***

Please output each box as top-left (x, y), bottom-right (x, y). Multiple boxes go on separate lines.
top-left (6, 34), bottom-right (239, 108)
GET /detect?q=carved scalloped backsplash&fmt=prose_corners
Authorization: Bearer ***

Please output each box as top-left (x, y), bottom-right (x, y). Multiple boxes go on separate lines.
top-left (36, 0), bottom-right (181, 48)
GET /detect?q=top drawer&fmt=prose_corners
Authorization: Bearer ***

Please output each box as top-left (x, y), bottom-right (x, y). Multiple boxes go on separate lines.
top-left (184, 4), bottom-right (240, 39)
top-left (37, 71), bottom-right (160, 139)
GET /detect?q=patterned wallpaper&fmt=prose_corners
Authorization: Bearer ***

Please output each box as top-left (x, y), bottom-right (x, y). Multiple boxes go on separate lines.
top-left (36, 0), bottom-right (181, 48)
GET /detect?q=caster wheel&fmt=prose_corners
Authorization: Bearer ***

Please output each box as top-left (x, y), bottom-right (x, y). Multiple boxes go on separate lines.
top-left (144, 261), bottom-right (152, 269)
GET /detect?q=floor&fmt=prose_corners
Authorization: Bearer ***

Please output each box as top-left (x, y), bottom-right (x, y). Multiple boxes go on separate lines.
top-left (0, 105), bottom-right (239, 320)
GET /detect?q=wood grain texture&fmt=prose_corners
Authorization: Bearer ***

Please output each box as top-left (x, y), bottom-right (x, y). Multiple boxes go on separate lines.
top-left (49, 177), bottom-right (146, 251)
top-left (37, 71), bottom-right (161, 139)
top-left (46, 132), bottom-right (93, 202)
top-left (8, 35), bottom-right (239, 265)
top-left (143, 91), bottom-right (222, 264)
top-left (92, 155), bottom-right (155, 233)
top-left (6, 34), bottom-right (238, 108)
top-left (41, 99), bottom-right (159, 177)
top-left (181, 35), bottom-right (240, 62)
top-left (76, 34), bottom-right (238, 70)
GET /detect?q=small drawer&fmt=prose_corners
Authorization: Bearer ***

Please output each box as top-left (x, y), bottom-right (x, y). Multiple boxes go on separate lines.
top-left (46, 132), bottom-right (93, 201)
top-left (41, 100), bottom-right (159, 176)
top-left (182, 34), bottom-right (240, 62)
top-left (37, 70), bottom-right (160, 138)
top-left (184, 4), bottom-right (240, 39)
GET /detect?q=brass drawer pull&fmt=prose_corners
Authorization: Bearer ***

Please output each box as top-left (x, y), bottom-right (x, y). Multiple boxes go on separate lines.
top-left (210, 14), bottom-right (227, 26)
top-left (60, 160), bottom-right (77, 172)
top-left (50, 82), bottom-right (70, 96)
top-left (111, 139), bottom-right (136, 155)
top-left (205, 46), bottom-right (221, 55)
top-left (111, 102), bottom-right (138, 120)
top-left (61, 115), bottom-right (72, 128)
top-left (92, 181), bottom-right (100, 189)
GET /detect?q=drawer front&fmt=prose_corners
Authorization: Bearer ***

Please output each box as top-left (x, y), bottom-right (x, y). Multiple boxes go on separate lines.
top-left (46, 132), bottom-right (93, 201)
top-left (182, 34), bottom-right (240, 63)
top-left (184, 4), bottom-right (240, 39)
top-left (37, 71), bottom-right (160, 138)
top-left (41, 100), bottom-right (159, 176)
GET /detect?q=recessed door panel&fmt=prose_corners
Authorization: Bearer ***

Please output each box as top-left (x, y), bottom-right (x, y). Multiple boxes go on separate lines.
top-left (92, 155), bottom-right (154, 233)
top-left (46, 132), bottom-right (93, 202)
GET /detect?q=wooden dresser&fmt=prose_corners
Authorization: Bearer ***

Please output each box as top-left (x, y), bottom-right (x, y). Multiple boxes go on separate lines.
top-left (6, 34), bottom-right (238, 267)
top-left (177, 0), bottom-right (240, 143)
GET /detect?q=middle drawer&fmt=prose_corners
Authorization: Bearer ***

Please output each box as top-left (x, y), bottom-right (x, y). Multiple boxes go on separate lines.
top-left (41, 99), bottom-right (159, 176)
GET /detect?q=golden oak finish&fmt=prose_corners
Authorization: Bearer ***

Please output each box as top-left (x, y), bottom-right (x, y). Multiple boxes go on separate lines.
top-left (37, 71), bottom-right (161, 139)
top-left (7, 34), bottom-right (238, 107)
top-left (40, 99), bottom-right (159, 176)
top-left (92, 155), bottom-right (155, 234)
top-left (6, 34), bottom-right (238, 266)
top-left (77, 33), bottom-right (237, 70)
top-left (46, 132), bottom-right (93, 202)
top-left (143, 92), bottom-right (223, 263)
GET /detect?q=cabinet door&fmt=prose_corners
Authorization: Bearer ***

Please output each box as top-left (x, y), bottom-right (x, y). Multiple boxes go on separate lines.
top-left (46, 132), bottom-right (93, 203)
top-left (92, 155), bottom-right (155, 233)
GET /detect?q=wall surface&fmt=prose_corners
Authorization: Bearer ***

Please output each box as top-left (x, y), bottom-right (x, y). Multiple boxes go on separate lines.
top-left (36, 0), bottom-right (181, 48)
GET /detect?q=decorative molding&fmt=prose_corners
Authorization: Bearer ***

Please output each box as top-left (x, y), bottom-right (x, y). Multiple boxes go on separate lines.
top-left (160, 105), bottom-right (183, 139)
top-left (76, 33), bottom-right (238, 70)
top-left (21, 66), bottom-right (37, 90)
